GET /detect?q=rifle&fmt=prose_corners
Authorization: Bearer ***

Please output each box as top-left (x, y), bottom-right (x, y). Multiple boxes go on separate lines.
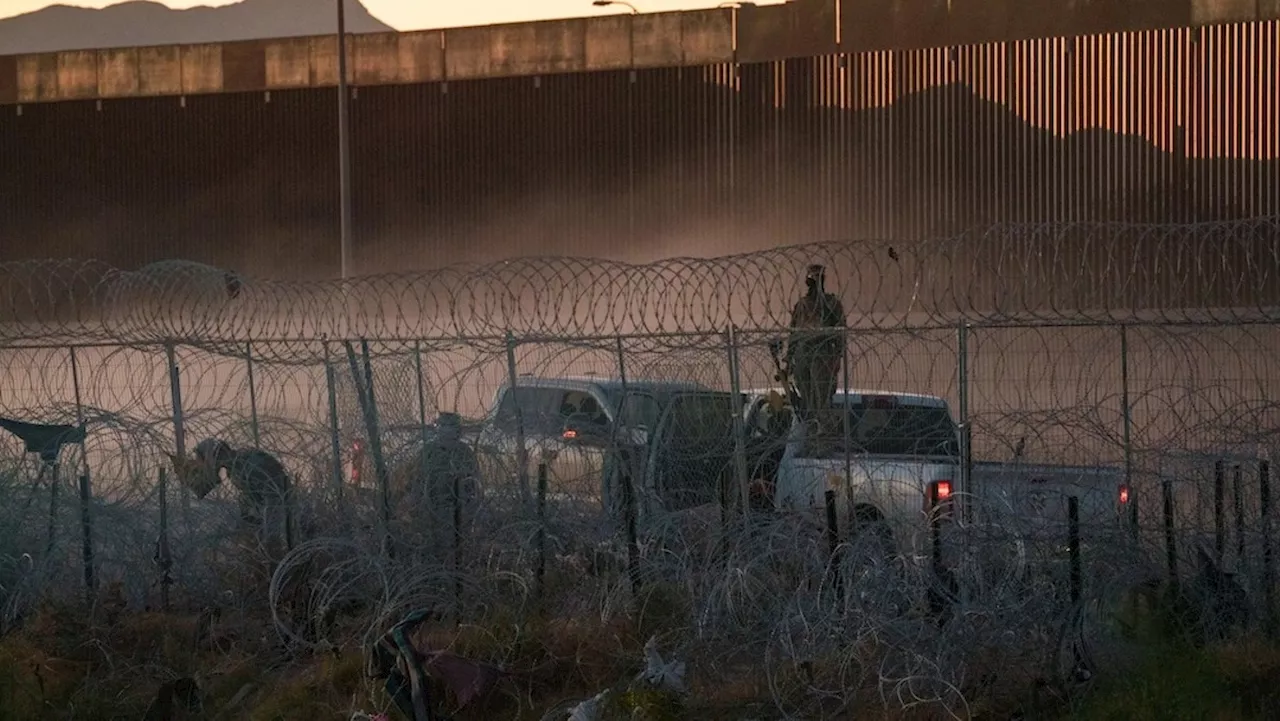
top-left (767, 339), bottom-right (804, 413)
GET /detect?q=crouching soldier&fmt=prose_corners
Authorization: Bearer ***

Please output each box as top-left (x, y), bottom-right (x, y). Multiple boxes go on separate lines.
top-left (169, 438), bottom-right (294, 559)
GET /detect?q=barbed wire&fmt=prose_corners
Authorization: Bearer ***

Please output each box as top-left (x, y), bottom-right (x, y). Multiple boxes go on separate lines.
top-left (2, 220), bottom-right (1280, 718)
top-left (1, 218), bottom-right (1278, 366)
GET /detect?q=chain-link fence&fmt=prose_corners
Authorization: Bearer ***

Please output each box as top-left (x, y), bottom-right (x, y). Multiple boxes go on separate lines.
top-left (2, 220), bottom-right (1279, 718)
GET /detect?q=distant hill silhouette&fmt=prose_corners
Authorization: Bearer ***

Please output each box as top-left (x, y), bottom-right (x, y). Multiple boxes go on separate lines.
top-left (0, 0), bottom-right (395, 55)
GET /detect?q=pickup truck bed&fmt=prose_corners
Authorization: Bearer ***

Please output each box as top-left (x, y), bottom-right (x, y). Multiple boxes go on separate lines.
top-left (771, 390), bottom-right (1133, 582)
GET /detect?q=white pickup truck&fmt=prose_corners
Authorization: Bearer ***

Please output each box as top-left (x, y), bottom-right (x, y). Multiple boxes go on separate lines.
top-left (747, 388), bottom-right (1134, 582)
top-left (475, 375), bottom-right (741, 530)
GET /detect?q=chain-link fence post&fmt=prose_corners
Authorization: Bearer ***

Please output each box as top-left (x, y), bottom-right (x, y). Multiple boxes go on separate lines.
top-left (245, 341), bottom-right (261, 447)
top-left (1120, 324), bottom-right (1137, 535)
top-left (413, 339), bottom-right (429, 491)
top-left (841, 327), bottom-right (852, 525)
top-left (345, 339), bottom-right (391, 555)
top-left (324, 340), bottom-right (344, 499)
top-left (725, 325), bottom-right (749, 516)
top-left (164, 342), bottom-right (190, 522)
top-left (504, 331), bottom-right (531, 506)
top-left (956, 323), bottom-right (971, 525)
top-left (69, 346), bottom-right (96, 605)
top-left (613, 335), bottom-right (642, 609)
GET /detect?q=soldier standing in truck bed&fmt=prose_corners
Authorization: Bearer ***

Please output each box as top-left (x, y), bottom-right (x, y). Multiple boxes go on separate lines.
top-left (785, 264), bottom-right (847, 431)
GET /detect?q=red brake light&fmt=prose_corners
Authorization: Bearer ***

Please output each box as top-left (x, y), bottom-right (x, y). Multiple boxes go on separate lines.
top-left (936, 481), bottom-right (953, 500)
top-left (562, 429), bottom-right (578, 440)
top-left (1118, 485), bottom-right (1130, 505)
top-left (925, 479), bottom-right (954, 514)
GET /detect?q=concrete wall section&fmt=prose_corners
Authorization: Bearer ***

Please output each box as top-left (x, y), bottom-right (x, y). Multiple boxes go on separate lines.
top-left (56, 51), bottom-right (98, 100)
top-left (396, 31), bottom-right (444, 83)
top-left (444, 19), bottom-right (587, 80)
top-left (139, 46), bottom-right (182, 95)
top-left (584, 16), bottom-right (631, 71)
top-left (738, 1), bottom-right (835, 62)
top-left (16, 53), bottom-right (58, 103)
top-left (97, 48), bottom-right (139, 97)
top-left (181, 44), bottom-right (223, 94)
top-left (1, 1), bottom-right (1278, 104)
top-left (264, 38), bottom-right (312, 88)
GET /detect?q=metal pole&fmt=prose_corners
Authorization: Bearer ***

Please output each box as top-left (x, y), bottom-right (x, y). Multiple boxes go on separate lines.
top-left (613, 336), bottom-right (642, 608)
top-left (157, 466), bottom-right (172, 612)
top-left (336, 0), bottom-right (353, 280)
top-left (956, 324), bottom-right (971, 524)
top-left (841, 328), bottom-right (852, 524)
top-left (504, 331), bottom-right (531, 505)
top-left (164, 343), bottom-right (190, 522)
top-left (69, 348), bottom-right (96, 604)
top-left (324, 341), bottom-right (345, 497)
top-left (725, 325), bottom-right (750, 515)
top-left (607, 336), bottom-right (632, 525)
top-left (1120, 325), bottom-right (1135, 533)
top-left (1261, 460), bottom-right (1274, 636)
top-left (413, 340), bottom-right (431, 507)
top-left (246, 341), bottom-right (261, 447)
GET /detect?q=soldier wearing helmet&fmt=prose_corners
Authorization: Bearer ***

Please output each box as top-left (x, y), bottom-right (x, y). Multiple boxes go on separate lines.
top-left (171, 438), bottom-right (294, 557)
top-left (785, 264), bottom-right (847, 429)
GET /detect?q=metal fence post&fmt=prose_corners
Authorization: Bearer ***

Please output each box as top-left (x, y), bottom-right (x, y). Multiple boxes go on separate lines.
top-left (613, 335), bottom-right (642, 608)
top-left (164, 342), bottom-right (190, 521)
top-left (957, 324), bottom-right (971, 524)
top-left (1120, 324), bottom-right (1136, 534)
top-left (69, 347), bottom-right (95, 604)
top-left (413, 339), bottom-right (430, 496)
top-left (245, 341), bottom-right (261, 447)
top-left (345, 339), bottom-right (391, 551)
top-left (504, 331), bottom-right (531, 506)
top-left (323, 340), bottom-right (344, 498)
top-left (157, 466), bottom-right (172, 612)
top-left (841, 327), bottom-right (852, 525)
top-left (725, 325), bottom-right (750, 515)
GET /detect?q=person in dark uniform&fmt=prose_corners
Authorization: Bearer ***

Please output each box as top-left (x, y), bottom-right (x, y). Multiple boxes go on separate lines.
top-left (785, 264), bottom-right (847, 430)
top-left (401, 412), bottom-right (481, 550)
top-left (172, 438), bottom-right (294, 557)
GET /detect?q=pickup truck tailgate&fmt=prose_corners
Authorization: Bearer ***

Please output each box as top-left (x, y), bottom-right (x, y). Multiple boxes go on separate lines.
top-left (779, 455), bottom-right (958, 532)
top-left (972, 462), bottom-right (1126, 537)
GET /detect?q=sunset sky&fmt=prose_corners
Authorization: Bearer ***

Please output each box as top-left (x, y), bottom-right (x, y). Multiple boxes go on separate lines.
top-left (0, 0), bottom-right (782, 29)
